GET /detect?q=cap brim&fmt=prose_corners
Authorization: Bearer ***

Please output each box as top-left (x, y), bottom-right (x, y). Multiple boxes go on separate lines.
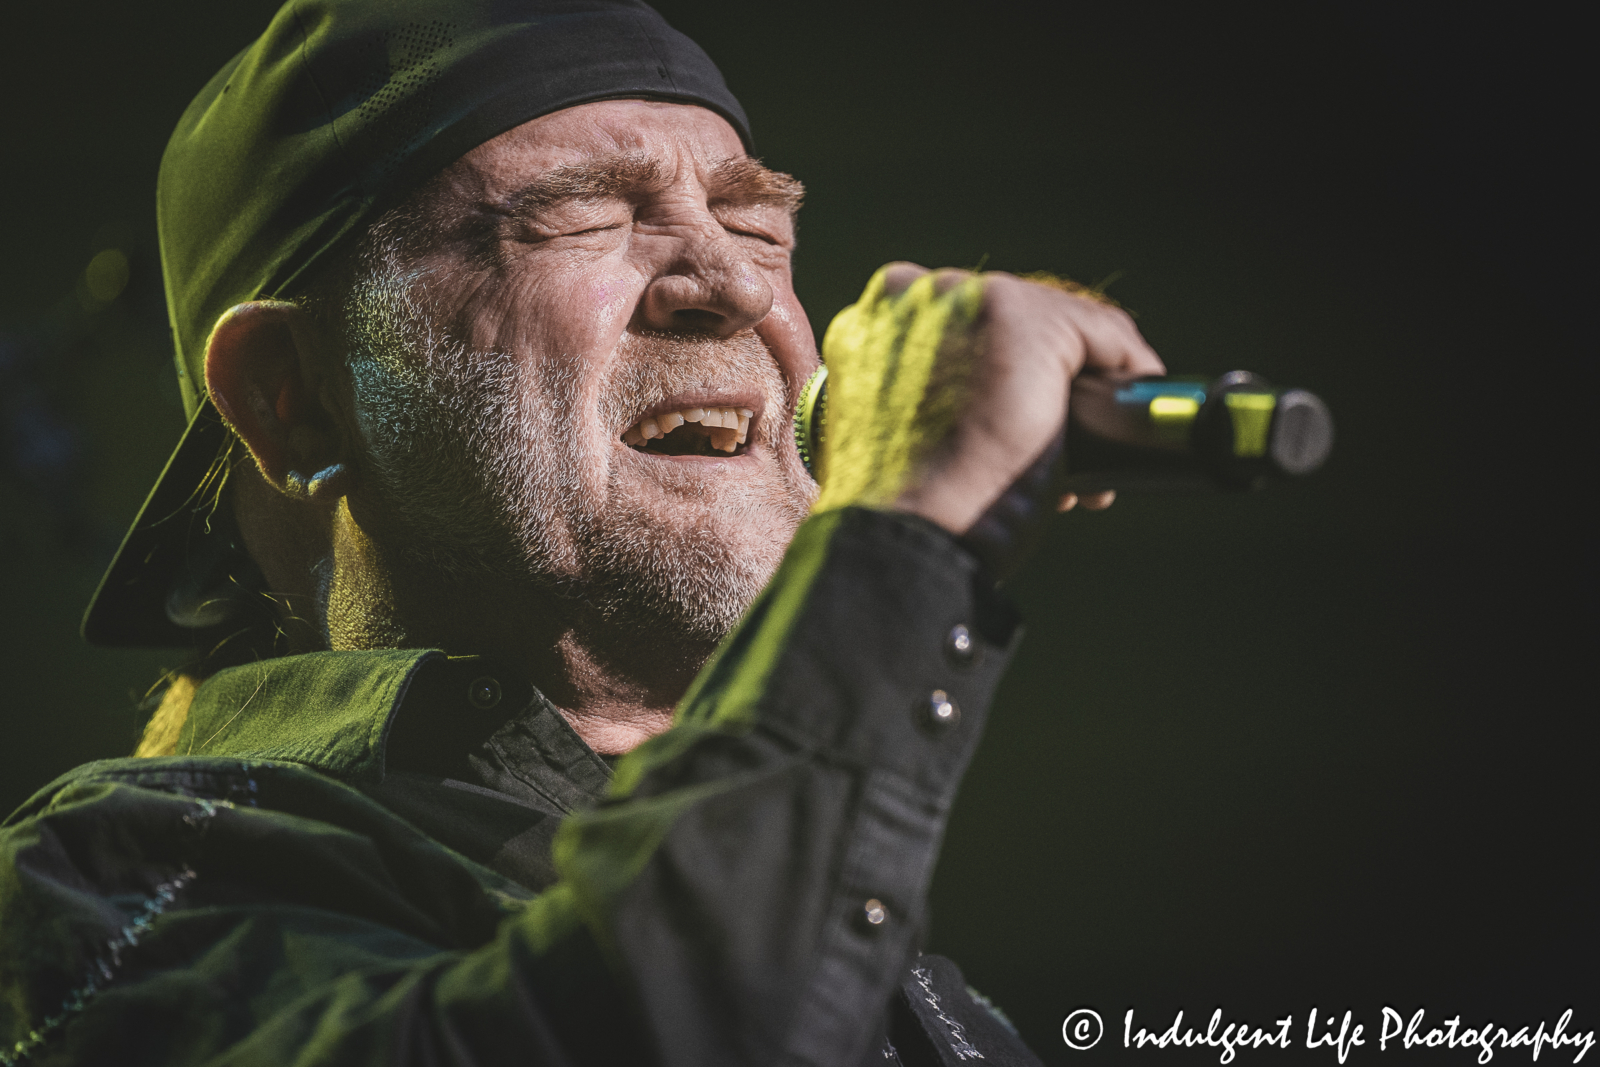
top-left (81, 400), bottom-right (236, 647)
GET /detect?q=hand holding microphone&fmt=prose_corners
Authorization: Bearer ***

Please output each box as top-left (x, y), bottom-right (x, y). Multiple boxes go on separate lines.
top-left (811, 262), bottom-right (1163, 525)
top-left (805, 263), bottom-right (1332, 578)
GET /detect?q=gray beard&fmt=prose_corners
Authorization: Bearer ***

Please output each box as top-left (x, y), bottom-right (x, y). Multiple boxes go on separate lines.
top-left (339, 257), bottom-right (809, 645)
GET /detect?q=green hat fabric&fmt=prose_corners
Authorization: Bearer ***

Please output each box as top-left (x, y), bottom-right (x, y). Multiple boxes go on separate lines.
top-left (163, 0), bottom-right (751, 416)
top-left (84, 0), bottom-right (751, 647)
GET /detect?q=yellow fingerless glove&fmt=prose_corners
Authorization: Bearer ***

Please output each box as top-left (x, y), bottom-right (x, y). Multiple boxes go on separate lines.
top-left (811, 266), bottom-right (987, 515)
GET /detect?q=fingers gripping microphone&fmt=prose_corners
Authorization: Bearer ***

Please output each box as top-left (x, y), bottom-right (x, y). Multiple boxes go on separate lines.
top-left (793, 367), bottom-right (1334, 491)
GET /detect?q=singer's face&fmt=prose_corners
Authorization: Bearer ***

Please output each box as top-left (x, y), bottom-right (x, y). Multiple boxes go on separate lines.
top-left (346, 100), bottom-right (820, 640)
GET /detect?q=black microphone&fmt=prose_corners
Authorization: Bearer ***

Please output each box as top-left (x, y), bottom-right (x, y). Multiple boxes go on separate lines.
top-left (1063, 370), bottom-right (1335, 492)
top-left (793, 368), bottom-right (1334, 492)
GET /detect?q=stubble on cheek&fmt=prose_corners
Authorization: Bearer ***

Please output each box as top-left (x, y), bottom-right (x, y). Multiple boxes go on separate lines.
top-left (566, 328), bottom-right (817, 639)
top-left (355, 317), bottom-right (816, 641)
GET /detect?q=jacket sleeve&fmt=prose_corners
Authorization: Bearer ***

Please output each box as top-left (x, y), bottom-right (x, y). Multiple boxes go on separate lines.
top-left (0, 507), bottom-right (1019, 1067)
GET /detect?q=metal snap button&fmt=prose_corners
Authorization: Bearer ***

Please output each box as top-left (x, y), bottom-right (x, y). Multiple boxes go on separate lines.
top-left (945, 624), bottom-right (977, 667)
top-left (924, 689), bottom-right (960, 729)
top-left (466, 675), bottom-right (503, 711)
top-left (863, 898), bottom-right (887, 926)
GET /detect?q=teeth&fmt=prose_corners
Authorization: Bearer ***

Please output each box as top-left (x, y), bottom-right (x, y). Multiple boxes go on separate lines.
top-left (623, 404), bottom-right (756, 452)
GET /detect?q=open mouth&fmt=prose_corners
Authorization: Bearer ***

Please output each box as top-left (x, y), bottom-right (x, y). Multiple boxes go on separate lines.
top-left (622, 404), bottom-right (754, 457)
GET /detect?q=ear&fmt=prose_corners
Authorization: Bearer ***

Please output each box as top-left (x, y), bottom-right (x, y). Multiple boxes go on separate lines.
top-left (204, 301), bottom-right (355, 501)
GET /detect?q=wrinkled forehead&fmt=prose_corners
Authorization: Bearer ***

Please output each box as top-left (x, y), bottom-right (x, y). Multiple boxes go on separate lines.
top-left (444, 99), bottom-right (782, 206)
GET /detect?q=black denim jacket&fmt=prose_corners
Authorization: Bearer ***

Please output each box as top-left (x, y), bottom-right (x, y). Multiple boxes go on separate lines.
top-left (1, 508), bottom-right (1042, 1066)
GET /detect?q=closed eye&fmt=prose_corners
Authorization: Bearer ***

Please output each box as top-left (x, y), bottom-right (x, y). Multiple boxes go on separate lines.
top-left (722, 224), bottom-right (781, 244)
top-left (509, 220), bottom-right (625, 244)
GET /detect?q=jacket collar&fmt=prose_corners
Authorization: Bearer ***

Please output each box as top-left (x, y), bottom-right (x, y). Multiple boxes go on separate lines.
top-left (181, 649), bottom-right (446, 783)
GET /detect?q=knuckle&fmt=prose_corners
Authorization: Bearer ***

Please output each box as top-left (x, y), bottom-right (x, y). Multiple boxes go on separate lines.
top-left (978, 272), bottom-right (1028, 308)
top-left (876, 261), bottom-right (929, 297)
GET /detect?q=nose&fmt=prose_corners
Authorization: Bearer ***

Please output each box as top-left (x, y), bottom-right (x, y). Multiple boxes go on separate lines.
top-left (635, 233), bottom-right (773, 337)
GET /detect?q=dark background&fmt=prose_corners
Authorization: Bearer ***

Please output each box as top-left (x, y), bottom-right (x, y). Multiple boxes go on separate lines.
top-left (1, 2), bottom-right (1590, 1062)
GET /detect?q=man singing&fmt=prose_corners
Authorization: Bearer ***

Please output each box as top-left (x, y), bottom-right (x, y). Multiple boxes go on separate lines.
top-left (0, 0), bottom-right (1161, 1063)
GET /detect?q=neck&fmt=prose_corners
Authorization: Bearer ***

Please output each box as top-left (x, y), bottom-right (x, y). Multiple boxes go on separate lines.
top-left (322, 502), bottom-right (710, 755)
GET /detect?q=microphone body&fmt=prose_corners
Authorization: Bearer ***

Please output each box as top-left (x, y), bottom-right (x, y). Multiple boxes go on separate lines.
top-left (794, 368), bottom-right (1334, 492)
top-left (1063, 370), bottom-right (1335, 492)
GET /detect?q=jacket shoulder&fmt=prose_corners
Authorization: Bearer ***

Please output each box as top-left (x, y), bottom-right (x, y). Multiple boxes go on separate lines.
top-left (0, 756), bottom-right (530, 1065)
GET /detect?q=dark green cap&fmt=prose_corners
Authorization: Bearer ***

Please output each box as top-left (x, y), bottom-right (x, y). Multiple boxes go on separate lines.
top-left (84, 0), bottom-right (752, 647)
